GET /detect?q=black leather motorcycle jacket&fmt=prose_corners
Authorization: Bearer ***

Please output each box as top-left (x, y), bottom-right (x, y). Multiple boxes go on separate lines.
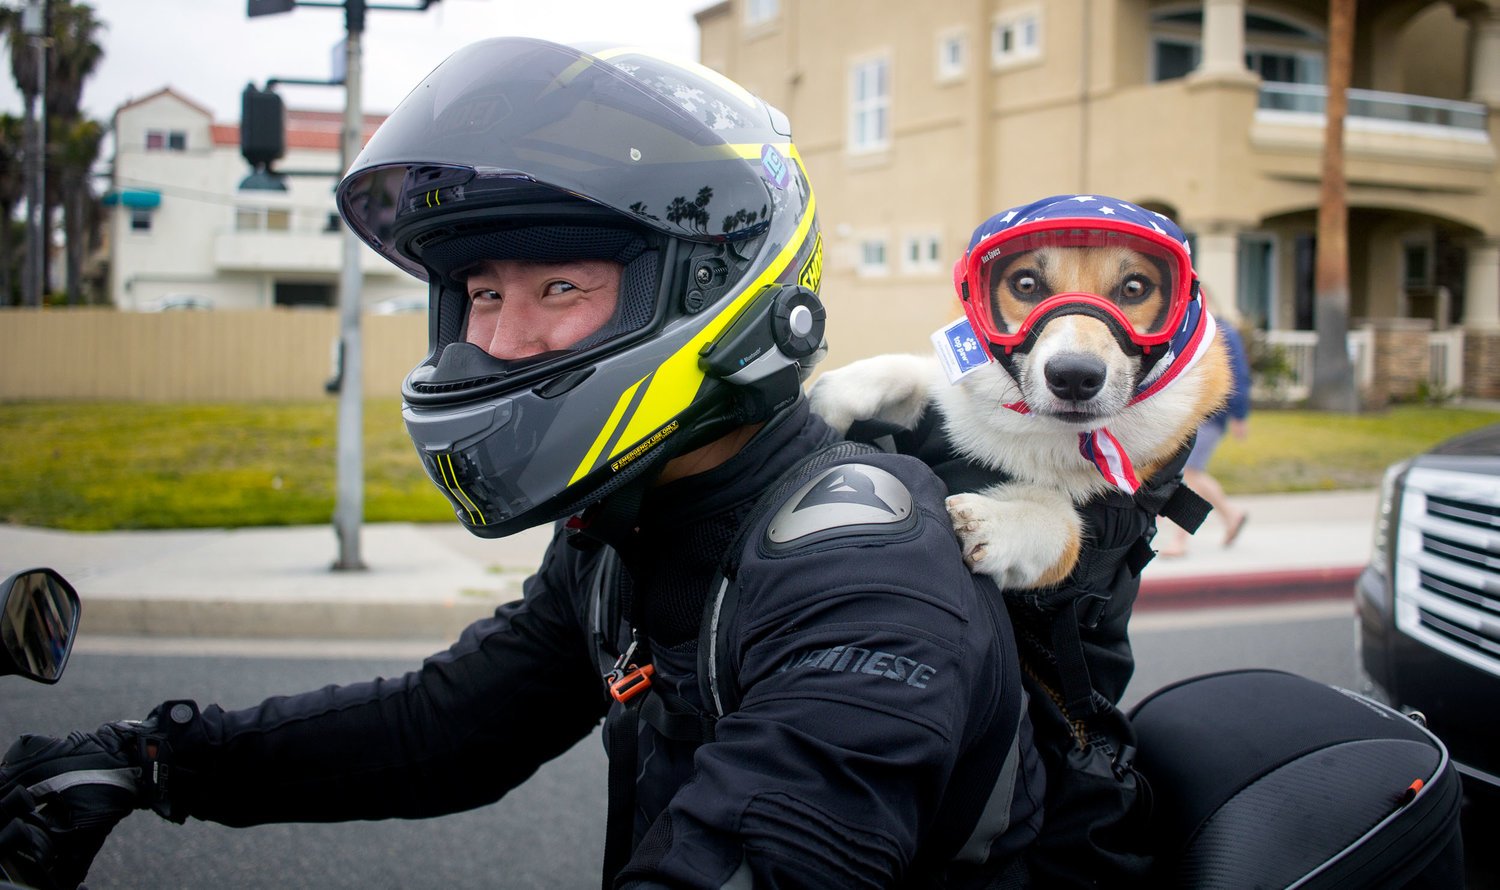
top-left (148, 400), bottom-right (1044, 888)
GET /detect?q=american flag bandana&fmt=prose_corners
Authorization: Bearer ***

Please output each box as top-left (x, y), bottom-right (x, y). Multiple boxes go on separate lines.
top-left (963, 195), bottom-right (1218, 494)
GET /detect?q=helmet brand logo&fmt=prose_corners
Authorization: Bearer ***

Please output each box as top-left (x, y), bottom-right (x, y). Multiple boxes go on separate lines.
top-left (610, 420), bottom-right (680, 473)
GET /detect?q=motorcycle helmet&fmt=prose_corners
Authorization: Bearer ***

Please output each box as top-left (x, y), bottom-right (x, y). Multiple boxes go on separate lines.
top-left (337, 38), bottom-right (825, 538)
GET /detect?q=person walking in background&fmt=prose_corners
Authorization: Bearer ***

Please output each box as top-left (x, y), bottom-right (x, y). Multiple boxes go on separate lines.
top-left (1159, 286), bottom-right (1252, 558)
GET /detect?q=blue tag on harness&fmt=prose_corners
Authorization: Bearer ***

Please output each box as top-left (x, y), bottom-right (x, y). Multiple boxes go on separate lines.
top-left (931, 316), bottom-right (992, 384)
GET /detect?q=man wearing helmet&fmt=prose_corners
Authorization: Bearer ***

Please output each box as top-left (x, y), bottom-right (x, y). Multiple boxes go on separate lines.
top-left (0, 40), bottom-right (1044, 888)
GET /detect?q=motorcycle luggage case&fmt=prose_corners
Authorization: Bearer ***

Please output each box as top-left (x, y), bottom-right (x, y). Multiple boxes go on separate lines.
top-left (1130, 669), bottom-right (1463, 889)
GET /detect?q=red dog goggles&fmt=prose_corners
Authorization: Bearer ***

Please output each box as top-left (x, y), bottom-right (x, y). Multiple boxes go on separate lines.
top-left (953, 218), bottom-right (1196, 354)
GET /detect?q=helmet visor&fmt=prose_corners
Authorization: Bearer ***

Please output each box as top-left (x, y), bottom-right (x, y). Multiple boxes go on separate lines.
top-left (338, 37), bottom-right (778, 280)
top-left (956, 219), bottom-right (1194, 350)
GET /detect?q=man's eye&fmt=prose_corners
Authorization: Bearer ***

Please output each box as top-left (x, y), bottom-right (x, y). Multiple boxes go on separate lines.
top-left (544, 281), bottom-right (578, 297)
top-left (470, 289), bottom-right (500, 302)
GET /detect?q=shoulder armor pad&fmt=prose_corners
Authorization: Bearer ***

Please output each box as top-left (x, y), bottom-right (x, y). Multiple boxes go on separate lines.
top-left (766, 462), bottom-right (915, 551)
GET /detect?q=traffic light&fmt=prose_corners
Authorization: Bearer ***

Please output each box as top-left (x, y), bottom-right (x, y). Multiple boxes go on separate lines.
top-left (239, 84), bottom-right (287, 191)
top-left (247, 0), bottom-right (296, 16)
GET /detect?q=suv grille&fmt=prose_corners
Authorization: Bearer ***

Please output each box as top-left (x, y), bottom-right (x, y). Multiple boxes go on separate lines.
top-left (1396, 466), bottom-right (1500, 678)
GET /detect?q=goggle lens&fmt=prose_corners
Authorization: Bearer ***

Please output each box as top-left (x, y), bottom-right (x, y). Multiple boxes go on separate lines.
top-left (960, 223), bottom-right (1193, 349)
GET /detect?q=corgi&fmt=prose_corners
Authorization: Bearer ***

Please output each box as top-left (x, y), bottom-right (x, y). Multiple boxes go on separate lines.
top-left (810, 196), bottom-right (1230, 590)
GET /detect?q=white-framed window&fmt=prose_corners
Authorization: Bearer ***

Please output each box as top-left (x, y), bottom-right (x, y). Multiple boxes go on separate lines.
top-left (234, 206), bottom-right (291, 232)
top-left (128, 208), bottom-right (153, 232)
top-left (849, 56), bottom-right (891, 153)
top-left (858, 238), bottom-right (890, 277)
top-left (937, 29), bottom-right (967, 82)
top-left (744, 0), bottom-right (778, 27)
top-left (902, 232), bottom-right (944, 275)
top-left (992, 8), bottom-right (1041, 67)
top-left (145, 129), bottom-right (186, 151)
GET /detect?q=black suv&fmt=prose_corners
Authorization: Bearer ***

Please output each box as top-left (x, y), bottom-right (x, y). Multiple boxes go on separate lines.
top-left (1357, 423), bottom-right (1500, 795)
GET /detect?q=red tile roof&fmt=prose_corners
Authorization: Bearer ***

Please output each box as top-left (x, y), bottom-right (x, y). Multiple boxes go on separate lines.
top-left (212, 109), bottom-right (387, 150)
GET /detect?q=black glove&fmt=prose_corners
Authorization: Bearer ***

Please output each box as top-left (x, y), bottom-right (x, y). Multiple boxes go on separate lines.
top-left (0, 722), bottom-right (148, 890)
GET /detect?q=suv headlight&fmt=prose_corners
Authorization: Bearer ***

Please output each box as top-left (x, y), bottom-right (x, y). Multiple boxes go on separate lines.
top-left (1370, 460), bottom-right (1409, 578)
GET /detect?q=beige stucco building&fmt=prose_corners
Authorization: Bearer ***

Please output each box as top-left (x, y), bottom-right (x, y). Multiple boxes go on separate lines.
top-left (697, 0), bottom-right (1500, 399)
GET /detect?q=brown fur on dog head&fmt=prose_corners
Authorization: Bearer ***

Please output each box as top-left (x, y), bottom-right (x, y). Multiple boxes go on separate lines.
top-left (988, 245), bottom-right (1175, 421)
top-left (989, 244), bottom-right (1173, 338)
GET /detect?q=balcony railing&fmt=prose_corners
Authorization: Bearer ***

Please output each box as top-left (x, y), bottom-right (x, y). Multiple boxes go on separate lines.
top-left (1258, 83), bottom-right (1488, 132)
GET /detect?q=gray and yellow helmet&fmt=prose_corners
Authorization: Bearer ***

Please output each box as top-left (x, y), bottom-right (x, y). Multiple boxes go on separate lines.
top-left (336, 38), bottom-right (825, 538)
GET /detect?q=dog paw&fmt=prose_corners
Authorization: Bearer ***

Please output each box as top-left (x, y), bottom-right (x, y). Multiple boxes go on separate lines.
top-left (946, 492), bottom-right (1077, 589)
top-left (808, 354), bottom-right (935, 434)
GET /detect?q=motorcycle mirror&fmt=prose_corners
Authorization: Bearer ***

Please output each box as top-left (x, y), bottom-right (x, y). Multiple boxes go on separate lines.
top-left (0, 568), bottom-right (81, 684)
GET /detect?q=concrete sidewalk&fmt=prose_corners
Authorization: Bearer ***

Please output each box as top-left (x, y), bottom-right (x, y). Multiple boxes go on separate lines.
top-left (0, 488), bottom-right (1376, 640)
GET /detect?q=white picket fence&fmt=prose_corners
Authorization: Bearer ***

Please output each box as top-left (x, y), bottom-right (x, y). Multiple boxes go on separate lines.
top-left (1258, 328), bottom-right (1463, 402)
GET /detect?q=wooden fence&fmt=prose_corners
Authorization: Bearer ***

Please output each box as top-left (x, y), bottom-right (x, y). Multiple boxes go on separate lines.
top-left (0, 308), bottom-right (428, 401)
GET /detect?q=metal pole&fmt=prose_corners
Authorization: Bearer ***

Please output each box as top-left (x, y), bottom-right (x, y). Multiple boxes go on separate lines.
top-left (332, 3), bottom-right (365, 570)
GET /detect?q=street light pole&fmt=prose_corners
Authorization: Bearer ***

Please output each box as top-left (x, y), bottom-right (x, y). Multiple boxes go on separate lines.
top-left (248, 0), bottom-right (438, 570)
top-left (332, 0), bottom-right (366, 570)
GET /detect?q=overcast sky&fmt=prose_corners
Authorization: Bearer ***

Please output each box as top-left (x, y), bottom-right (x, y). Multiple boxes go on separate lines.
top-left (0, 0), bottom-right (709, 123)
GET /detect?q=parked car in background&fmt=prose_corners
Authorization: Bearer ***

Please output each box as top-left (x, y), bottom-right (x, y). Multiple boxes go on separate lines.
top-left (139, 294), bottom-right (214, 312)
top-left (1357, 423), bottom-right (1500, 802)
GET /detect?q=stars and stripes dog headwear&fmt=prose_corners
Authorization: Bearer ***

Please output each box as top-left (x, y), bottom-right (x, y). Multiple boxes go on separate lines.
top-left (951, 194), bottom-right (1218, 493)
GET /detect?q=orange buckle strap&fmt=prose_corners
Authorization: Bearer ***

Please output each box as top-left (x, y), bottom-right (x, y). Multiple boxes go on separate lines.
top-left (609, 663), bottom-right (654, 703)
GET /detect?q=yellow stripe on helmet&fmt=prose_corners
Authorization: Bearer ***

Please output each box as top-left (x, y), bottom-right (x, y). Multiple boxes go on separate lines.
top-left (440, 453), bottom-right (487, 526)
top-left (569, 376), bottom-right (648, 486)
top-left (567, 141), bottom-right (814, 485)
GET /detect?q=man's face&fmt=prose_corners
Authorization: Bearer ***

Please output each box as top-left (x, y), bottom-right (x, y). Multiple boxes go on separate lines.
top-left (463, 259), bottom-right (622, 359)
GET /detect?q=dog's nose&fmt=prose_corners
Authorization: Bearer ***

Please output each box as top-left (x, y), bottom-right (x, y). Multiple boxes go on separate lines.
top-left (1045, 354), bottom-right (1107, 401)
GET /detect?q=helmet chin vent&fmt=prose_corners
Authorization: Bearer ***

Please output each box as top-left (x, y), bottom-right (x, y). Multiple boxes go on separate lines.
top-left (410, 376), bottom-right (506, 395)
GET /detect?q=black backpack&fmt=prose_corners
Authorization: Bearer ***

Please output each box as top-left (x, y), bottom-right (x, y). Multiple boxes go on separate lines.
top-left (848, 409), bottom-right (1211, 886)
top-left (591, 430), bottom-right (1209, 887)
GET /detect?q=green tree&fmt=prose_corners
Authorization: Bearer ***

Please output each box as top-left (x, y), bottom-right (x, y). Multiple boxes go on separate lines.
top-left (0, 1), bottom-right (106, 304)
top-left (53, 115), bottom-right (100, 304)
top-left (0, 113), bottom-right (24, 305)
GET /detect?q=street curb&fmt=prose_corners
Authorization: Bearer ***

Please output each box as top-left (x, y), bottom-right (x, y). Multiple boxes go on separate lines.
top-left (78, 597), bottom-right (511, 641)
top-left (69, 567), bottom-right (1366, 640)
top-left (1137, 566), bottom-right (1363, 612)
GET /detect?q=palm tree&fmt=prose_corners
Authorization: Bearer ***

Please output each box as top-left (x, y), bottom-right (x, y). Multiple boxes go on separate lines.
top-left (53, 115), bottom-right (100, 304)
top-left (43, 1), bottom-right (105, 304)
top-left (0, 113), bottom-right (25, 305)
top-left (0, 1), bottom-right (106, 304)
top-left (1309, 0), bottom-right (1359, 411)
top-left (0, 3), bottom-right (45, 306)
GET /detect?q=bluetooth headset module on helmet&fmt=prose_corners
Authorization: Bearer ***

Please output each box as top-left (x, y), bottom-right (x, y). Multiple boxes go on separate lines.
top-left (337, 38), bottom-right (826, 538)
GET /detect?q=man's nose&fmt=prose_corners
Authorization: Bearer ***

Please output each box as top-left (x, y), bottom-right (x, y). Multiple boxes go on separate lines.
top-left (481, 304), bottom-right (548, 359)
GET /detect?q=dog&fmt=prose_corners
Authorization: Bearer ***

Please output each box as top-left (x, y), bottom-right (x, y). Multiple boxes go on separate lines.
top-left (810, 196), bottom-right (1231, 591)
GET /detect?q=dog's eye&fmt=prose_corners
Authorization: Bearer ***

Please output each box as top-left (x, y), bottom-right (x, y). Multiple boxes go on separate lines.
top-left (1008, 270), bottom-right (1044, 302)
top-left (1118, 275), bottom-right (1155, 304)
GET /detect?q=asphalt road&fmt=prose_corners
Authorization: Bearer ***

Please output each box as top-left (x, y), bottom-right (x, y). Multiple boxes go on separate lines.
top-left (1, 600), bottom-right (1493, 889)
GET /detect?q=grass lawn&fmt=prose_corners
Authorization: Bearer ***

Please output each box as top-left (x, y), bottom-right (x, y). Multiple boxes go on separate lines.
top-left (1, 400), bottom-right (1497, 530)
top-left (1, 400), bottom-right (453, 530)
top-left (1210, 403), bottom-right (1500, 494)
